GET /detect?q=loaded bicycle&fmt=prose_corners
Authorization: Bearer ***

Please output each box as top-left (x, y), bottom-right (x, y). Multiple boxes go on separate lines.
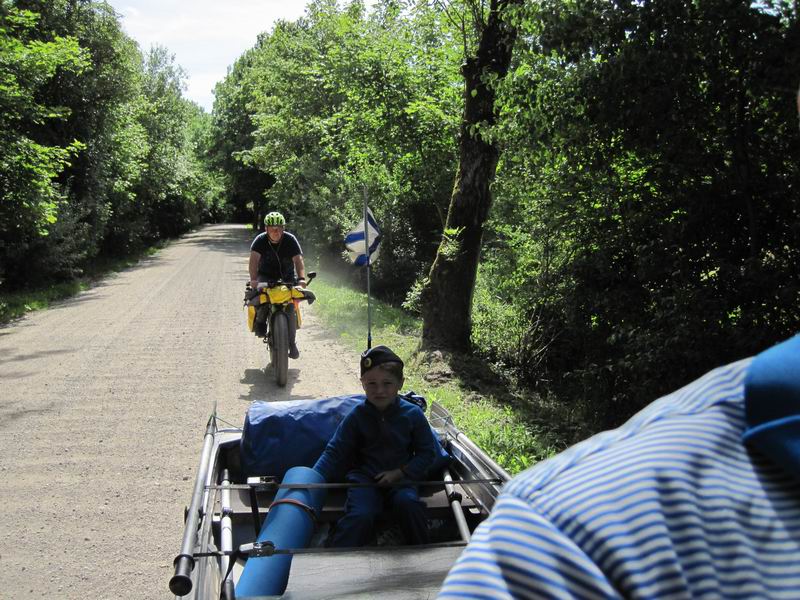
top-left (244, 272), bottom-right (316, 386)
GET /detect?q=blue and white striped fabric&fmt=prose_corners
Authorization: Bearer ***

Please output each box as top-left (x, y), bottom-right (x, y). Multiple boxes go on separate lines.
top-left (439, 357), bottom-right (800, 599)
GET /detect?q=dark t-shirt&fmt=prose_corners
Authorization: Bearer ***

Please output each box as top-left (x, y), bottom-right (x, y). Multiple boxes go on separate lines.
top-left (250, 231), bottom-right (302, 281)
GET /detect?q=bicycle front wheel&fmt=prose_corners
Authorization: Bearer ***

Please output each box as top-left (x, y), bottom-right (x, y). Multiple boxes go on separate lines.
top-left (271, 312), bottom-right (289, 386)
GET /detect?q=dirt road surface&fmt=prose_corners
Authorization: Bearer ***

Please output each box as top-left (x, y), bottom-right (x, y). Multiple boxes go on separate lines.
top-left (0, 224), bottom-right (362, 599)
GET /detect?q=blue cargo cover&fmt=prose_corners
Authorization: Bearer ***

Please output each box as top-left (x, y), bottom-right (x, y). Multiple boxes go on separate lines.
top-left (241, 395), bottom-right (364, 478)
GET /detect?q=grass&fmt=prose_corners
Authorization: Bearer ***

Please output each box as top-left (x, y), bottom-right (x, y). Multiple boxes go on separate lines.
top-left (309, 271), bottom-right (562, 475)
top-left (0, 245), bottom-right (163, 325)
top-left (0, 281), bottom-right (89, 323)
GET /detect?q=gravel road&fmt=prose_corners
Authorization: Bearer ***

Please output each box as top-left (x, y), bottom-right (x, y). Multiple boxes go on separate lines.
top-left (0, 224), bottom-right (362, 599)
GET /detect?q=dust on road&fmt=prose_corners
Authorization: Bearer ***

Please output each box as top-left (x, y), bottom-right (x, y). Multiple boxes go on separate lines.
top-left (0, 224), bottom-right (361, 599)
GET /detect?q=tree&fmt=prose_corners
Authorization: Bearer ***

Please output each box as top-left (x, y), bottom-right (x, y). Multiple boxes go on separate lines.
top-left (219, 0), bottom-right (461, 298)
top-left (0, 2), bottom-right (88, 287)
top-left (420, 0), bottom-right (522, 351)
top-left (209, 44), bottom-right (274, 225)
top-left (132, 45), bottom-right (201, 239)
top-left (34, 0), bottom-right (149, 264)
top-left (480, 0), bottom-right (800, 425)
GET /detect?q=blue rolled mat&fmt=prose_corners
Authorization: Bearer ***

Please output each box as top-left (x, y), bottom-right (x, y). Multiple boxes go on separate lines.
top-left (236, 466), bottom-right (327, 597)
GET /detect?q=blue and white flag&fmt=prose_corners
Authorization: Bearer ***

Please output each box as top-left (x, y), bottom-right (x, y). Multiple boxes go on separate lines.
top-left (345, 208), bottom-right (382, 266)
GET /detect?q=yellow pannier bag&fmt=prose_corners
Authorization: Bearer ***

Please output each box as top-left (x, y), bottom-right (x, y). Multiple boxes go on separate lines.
top-left (246, 292), bottom-right (269, 332)
top-left (246, 305), bottom-right (257, 332)
top-left (291, 288), bottom-right (307, 328)
top-left (246, 286), bottom-right (306, 331)
top-left (266, 285), bottom-right (292, 304)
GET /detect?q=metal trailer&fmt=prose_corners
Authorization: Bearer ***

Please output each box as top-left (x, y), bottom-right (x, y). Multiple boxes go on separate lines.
top-left (170, 400), bottom-right (511, 599)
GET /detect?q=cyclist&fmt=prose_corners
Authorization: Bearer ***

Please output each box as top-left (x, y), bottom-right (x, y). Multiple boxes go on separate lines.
top-left (249, 211), bottom-right (306, 359)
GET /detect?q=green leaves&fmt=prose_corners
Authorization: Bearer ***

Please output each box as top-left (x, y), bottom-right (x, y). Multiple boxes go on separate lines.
top-left (4, 0), bottom-right (795, 442)
top-left (1, 1), bottom-right (220, 288)
top-left (0, 4), bottom-right (88, 258)
top-left (212, 1), bottom-right (460, 293)
top-left (483, 0), bottom-right (800, 427)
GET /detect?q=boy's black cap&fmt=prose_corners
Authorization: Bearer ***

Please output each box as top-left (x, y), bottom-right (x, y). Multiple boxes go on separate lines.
top-left (360, 345), bottom-right (403, 376)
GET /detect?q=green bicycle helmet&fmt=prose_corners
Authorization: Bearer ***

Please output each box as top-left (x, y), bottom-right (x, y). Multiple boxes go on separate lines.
top-left (264, 211), bottom-right (286, 226)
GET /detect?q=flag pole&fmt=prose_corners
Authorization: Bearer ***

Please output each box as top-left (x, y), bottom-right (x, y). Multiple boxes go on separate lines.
top-left (363, 187), bottom-right (372, 350)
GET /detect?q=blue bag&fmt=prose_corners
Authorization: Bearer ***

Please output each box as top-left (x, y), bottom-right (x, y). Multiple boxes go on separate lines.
top-left (241, 395), bottom-right (364, 478)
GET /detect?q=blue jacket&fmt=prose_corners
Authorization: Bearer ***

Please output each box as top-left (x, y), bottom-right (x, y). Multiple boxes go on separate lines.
top-left (313, 397), bottom-right (437, 482)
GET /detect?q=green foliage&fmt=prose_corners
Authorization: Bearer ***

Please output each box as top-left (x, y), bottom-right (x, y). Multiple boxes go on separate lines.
top-left (131, 45), bottom-right (207, 240)
top-left (401, 274), bottom-right (428, 314)
top-left (482, 0), bottom-right (800, 425)
top-left (209, 44), bottom-right (275, 224)
top-left (0, 279), bottom-right (85, 323)
top-left (215, 0), bottom-right (462, 301)
top-left (2, 0), bottom-right (798, 451)
top-left (438, 226), bottom-right (465, 259)
top-left (0, 2), bottom-right (89, 284)
top-left (1, 0), bottom-right (224, 290)
top-left (212, 0), bottom-right (798, 434)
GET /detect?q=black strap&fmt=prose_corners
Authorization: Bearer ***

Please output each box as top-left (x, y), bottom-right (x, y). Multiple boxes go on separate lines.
top-left (248, 486), bottom-right (261, 536)
top-left (209, 477), bottom-right (503, 491)
top-left (269, 237), bottom-right (285, 280)
top-left (269, 497), bottom-right (318, 526)
top-left (220, 555), bottom-right (237, 600)
top-left (194, 539), bottom-right (469, 560)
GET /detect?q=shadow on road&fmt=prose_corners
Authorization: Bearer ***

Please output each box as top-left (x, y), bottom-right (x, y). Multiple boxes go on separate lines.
top-left (180, 225), bottom-right (253, 257)
top-left (0, 347), bottom-right (77, 367)
top-left (240, 368), bottom-right (271, 401)
top-left (239, 366), bottom-right (302, 402)
top-left (0, 405), bottom-right (54, 430)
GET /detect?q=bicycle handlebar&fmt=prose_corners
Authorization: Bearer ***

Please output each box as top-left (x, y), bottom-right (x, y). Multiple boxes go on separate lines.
top-left (247, 271), bottom-right (317, 291)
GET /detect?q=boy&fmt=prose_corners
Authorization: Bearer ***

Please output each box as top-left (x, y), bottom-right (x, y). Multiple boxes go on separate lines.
top-left (313, 345), bottom-right (437, 547)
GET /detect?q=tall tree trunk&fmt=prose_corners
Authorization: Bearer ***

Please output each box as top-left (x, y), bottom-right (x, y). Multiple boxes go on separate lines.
top-left (421, 0), bottom-right (520, 352)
